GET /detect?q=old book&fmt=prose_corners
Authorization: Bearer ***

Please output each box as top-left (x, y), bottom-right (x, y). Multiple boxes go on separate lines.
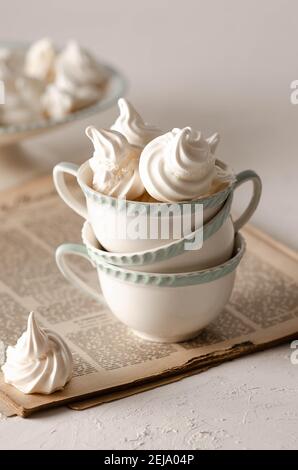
top-left (0, 176), bottom-right (297, 417)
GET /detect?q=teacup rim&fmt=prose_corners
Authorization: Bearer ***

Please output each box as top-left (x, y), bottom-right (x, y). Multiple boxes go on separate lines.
top-left (77, 159), bottom-right (234, 209)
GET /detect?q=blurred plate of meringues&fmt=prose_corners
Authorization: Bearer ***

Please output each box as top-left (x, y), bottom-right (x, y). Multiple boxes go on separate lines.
top-left (0, 38), bottom-right (126, 146)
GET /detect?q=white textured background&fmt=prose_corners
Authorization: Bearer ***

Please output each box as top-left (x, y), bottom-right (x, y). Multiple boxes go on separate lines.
top-left (1, 346), bottom-right (298, 450)
top-left (1, 0), bottom-right (298, 248)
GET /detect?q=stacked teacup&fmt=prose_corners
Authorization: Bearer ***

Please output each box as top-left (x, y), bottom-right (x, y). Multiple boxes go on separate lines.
top-left (54, 98), bottom-right (262, 343)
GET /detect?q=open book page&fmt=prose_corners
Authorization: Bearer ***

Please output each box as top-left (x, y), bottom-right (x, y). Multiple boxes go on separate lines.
top-left (0, 176), bottom-right (297, 417)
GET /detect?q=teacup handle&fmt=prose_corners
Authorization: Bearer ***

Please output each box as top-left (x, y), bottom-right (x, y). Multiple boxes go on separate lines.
top-left (232, 170), bottom-right (262, 232)
top-left (55, 243), bottom-right (101, 301)
top-left (53, 162), bottom-right (88, 219)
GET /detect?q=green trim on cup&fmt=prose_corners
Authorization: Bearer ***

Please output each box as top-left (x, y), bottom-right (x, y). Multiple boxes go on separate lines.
top-left (77, 159), bottom-right (234, 216)
top-left (82, 191), bottom-right (234, 267)
top-left (58, 233), bottom-right (246, 288)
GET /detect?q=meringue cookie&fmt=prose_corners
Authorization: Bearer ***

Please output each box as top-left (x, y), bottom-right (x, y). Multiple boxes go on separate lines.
top-left (42, 84), bottom-right (74, 119)
top-left (0, 52), bottom-right (14, 91)
top-left (44, 41), bottom-right (105, 118)
top-left (0, 48), bottom-right (24, 95)
top-left (206, 132), bottom-right (220, 154)
top-left (56, 40), bottom-right (107, 88)
top-left (86, 126), bottom-right (144, 199)
top-left (16, 76), bottom-right (45, 112)
top-left (0, 40), bottom-right (106, 125)
top-left (0, 94), bottom-right (42, 125)
top-left (139, 127), bottom-right (219, 202)
top-left (24, 38), bottom-right (56, 82)
top-left (0, 46), bottom-right (46, 124)
top-left (0, 78), bottom-right (44, 125)
top-left (42, 82), bottom-right (101, 119)
top-left (1, 312), bottom-right (73, 394)
top-left (111, 98), bottom-right (162, 148)
top-left (55, 66), bottom-right (102, 103)
top-left (0, 48), bottom-right (24, 74)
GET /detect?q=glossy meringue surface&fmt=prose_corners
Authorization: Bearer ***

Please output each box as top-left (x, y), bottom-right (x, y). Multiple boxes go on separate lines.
top-left (1, 312), bottom-right (73, 395)
top-left (139, 127), bottom-right (219, 202)
top-left (111, 98), bottom-right (162, 148)
top-left (87, 126), bottom-right (145, 199)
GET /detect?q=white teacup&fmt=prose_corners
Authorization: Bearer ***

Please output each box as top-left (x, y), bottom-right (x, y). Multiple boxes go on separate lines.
top-left (55, 233), bottom-right (246, 343)
top-left (82, 192), bottom-right (238, 272)
top-left (53, 159), bottom-right (261, 253)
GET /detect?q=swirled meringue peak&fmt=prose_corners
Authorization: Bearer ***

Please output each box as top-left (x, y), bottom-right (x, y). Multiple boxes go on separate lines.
top-left (86, 126), bottom-right (145, 200)
top-left (139, 127), bottom-right (222, 202)
top-left (1, 312), bottom-right (73, 395)
top-left (111, 98), bottom-right (163, 148)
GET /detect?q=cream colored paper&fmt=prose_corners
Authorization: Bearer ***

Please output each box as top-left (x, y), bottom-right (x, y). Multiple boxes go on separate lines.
top-left (0, 177), bottom-right (297, 417)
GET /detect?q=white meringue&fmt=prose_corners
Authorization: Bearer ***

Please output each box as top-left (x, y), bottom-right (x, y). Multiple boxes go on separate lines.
top-left (0, 78), bottom-right (44, 125)
top-left (0, 39), bottom-right (106, 125)
top-left (139, 127), bottom-right (220, 202)
top-left (0, 48), bottom-right (24, 95)
top-left (86, 126), bottom-right (144, 199)
top-left (55, 66), bottom-right (102, 103)
top-left (1, 312), bottom-right (73, 395)
top-left (0, 94), bottom-right (42, 125)
top-left (24, 38), bottom-right (56, 82)
top-left (42, 41), bottom-right (105, 118)
top-left (42, 82), bottom-right (101, 119)
top-left (0, 48), bottom-right (24, 74)
top-left (0, 50), bottom-right (45, 125)
top-left (206, 132), bottom-right (220, 154)
top-left (111, 98), bottom-right (162, 148)
top-left (41, 84), bottom-right (73, 119)
top-left (56, 40), bottom-right (107, 88)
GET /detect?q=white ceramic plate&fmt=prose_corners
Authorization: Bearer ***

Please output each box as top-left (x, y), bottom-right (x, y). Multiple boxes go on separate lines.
top-left (0, 41), bottom-right (126, 146)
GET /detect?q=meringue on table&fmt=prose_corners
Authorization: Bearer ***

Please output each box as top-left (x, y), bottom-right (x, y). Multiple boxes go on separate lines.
top-left (86, 126), bottom-right (145, 200)
top-left (1, 312), bottom-right (73, 395)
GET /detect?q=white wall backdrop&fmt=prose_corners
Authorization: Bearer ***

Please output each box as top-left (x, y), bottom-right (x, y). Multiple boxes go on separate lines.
top-left (1, 0), bottom-right (298, 249)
